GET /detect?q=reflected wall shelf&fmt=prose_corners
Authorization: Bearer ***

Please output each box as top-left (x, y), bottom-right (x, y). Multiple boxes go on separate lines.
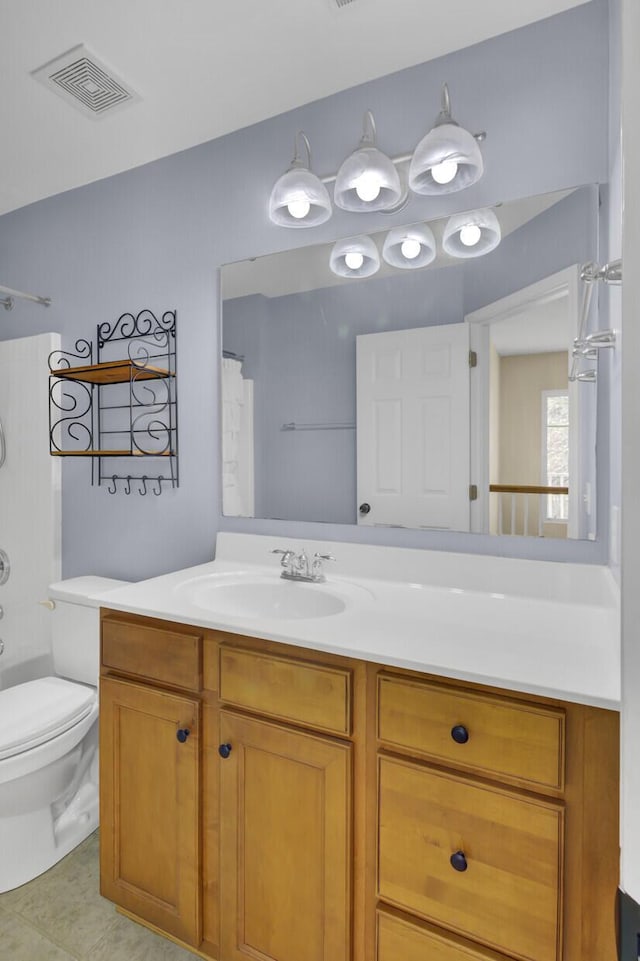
top-left (49, 309), bottom-right (178, 494)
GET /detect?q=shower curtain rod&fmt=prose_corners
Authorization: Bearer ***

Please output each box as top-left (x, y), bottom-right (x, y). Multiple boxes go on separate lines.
top-left (0, 283), bottom-right (51, 310)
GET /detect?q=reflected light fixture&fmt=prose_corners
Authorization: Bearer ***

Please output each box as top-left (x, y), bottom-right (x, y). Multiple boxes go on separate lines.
top-left (442, 207), bottom-right (501, 258)
top-left (330, 235), bottom-right (380, 278)
top-left (382, 223), bottom-right (436, 269)
top-left (268, 131), bottom-right (332, 228)
top-left (334, 111), bottom-right (403, 212)
top-left (409, 83), bottom-right (484, 195)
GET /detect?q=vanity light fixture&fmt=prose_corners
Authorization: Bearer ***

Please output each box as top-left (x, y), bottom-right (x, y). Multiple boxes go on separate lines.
top-left (334, 110), bottom-right (403, 212)
top-left (409, 83), bottom-right (484, 196)
top-left (268, 131), bottom-right (332, 228)
top-left (382, 223), bottom-right (436, 269)
top-left (442, 207), bottom-right (501, 258)
top-left (329, 235), bottom-right (380, 278)
top-left (269, 84), bottom-right (486, 228)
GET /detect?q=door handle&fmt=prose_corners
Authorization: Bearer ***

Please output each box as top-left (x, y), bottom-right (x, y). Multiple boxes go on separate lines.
top-left (359, 502), bottom-right (371, 515)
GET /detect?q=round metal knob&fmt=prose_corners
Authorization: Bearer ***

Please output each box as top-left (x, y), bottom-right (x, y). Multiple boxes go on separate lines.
top-left (359, 502), bottom-right (371, 515)
top-left (218, 742), bottom-right (232, 759)
top-left (176, 728), bottom-right (190, 743)
top-left (451, 724), bottom-right (469, 744)
top-left (450, 850), bottom-right (468, 872)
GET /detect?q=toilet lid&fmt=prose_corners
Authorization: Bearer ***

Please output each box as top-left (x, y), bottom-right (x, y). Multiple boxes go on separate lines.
top-left (0, 676), bottom-right (97, 760)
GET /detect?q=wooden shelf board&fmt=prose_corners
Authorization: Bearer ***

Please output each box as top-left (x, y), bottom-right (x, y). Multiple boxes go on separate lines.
top-left (50, 360), bottom-right (174, 385)
top-left (51, 450), bottom-right (174, 458)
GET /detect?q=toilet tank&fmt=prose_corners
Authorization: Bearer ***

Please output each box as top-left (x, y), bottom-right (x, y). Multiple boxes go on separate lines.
top-left (48, 576), bottom-right (130, 686)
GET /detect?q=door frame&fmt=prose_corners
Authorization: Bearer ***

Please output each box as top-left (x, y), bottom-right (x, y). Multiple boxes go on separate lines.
top-left (465, 266), bottom-right (581, 537)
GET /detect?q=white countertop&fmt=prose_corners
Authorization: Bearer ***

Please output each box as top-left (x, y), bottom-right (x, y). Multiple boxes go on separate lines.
top-left (96, 533), bottom-right (621, 710)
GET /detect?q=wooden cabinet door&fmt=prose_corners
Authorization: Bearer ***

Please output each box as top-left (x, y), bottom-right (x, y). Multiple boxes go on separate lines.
top-left (219, 710), bottom-right (352, 961)
top-left (100, 676), bottom-right (201, 946)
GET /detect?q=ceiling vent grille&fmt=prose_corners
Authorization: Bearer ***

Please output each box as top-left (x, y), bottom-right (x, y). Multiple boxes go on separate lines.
top-left (331, 0), bottom-right (359, 8)
top-left (32, 44), bottom-right (140, 120)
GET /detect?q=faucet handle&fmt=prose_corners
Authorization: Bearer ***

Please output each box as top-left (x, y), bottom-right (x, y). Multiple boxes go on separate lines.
top-left (311, 552), bottom-right (336, 580)
top-left (271, 548), bottom-right (295, 568)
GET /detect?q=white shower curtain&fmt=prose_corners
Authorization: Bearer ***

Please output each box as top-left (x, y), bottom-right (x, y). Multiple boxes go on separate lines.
top-left (222, 357), bottom-right (254, 516)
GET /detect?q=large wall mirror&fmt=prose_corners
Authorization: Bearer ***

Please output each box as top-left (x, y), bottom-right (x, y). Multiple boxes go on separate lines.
top-left (221, 183), bottom-right (600, 539)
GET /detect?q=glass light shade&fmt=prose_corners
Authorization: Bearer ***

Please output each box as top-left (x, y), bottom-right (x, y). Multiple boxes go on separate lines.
top-left (409, 122), bottom-right (483, 195)
top-left (442, 207), bottom-right (501, 258)
top-left (334, 146), bottom-right (403, 212)
top-left (382, 224), bottom-right (437, 269)
top-left (329, 235), bottom-right (380, 278)
top-left (269, 164), bottom-right (332, 227)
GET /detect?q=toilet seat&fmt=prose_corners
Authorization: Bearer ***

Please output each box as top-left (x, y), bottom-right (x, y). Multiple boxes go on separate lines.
top-left (0, 677), bottom-right (96, 761)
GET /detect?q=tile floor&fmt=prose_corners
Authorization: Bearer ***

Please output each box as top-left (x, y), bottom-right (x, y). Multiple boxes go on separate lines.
top-left (0, 831), bottom-right (199, 960)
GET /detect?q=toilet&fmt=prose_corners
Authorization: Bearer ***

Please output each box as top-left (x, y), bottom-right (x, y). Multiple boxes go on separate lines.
top-left (0, 575), bottom-right (128, 893)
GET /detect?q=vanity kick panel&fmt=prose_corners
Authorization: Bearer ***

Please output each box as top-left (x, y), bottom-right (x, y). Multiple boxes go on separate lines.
top-left (378, 756), bottom-right (563, 961)
top-left (378, 673), bottom-right (565, 790)
top-left (218, 644), bottom-right (351, 735)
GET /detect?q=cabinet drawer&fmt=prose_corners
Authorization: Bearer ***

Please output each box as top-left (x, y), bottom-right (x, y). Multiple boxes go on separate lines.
top-left (378, 674), bottom-right (565, 790)
top-left (377, 910), bottom-right (510, 961)
top-left (219, 645), bottom-right (351, 735)
top-left (378, 756), bottom-right (563, 961)
top-left (102, 617), bottom-right (202, 691)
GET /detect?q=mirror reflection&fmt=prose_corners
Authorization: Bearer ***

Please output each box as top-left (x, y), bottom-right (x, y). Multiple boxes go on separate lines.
top-left (221, 185), bottom-right (599, 539)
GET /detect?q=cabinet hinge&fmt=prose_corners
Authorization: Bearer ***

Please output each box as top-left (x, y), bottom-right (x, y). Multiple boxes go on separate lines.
top-left (469, 484), bottom-right (478, 501)
top-left (469, 350), bottom-right (478, 368)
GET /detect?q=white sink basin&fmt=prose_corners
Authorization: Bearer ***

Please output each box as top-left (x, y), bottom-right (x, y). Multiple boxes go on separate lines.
top-left (175, 571), bottom-right (371, 620)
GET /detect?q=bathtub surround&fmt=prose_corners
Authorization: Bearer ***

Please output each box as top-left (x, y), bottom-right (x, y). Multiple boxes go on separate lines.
top-left (0, 333), bottom-right (60, 690)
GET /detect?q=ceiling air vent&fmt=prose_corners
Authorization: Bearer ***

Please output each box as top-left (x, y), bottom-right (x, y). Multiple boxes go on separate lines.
top-left (32, 44), bottom-right (140, 120)
top-left (334, 0), bottom-right (359, 6)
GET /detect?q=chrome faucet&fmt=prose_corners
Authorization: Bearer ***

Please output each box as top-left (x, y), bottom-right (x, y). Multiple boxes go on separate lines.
top-left (271, 548), bottom-right (336, 583)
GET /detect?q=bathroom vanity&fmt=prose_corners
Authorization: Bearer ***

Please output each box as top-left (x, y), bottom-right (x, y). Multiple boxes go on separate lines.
top-left (97, 534), bottom-right (620, 961)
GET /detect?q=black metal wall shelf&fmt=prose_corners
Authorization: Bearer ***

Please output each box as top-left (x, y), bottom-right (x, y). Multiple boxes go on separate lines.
top-left (49, 309), bottom-right (178, 495)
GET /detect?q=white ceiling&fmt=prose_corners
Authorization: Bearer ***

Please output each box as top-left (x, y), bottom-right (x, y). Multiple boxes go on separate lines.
top-left (0, 0), bottom-right (588, 217)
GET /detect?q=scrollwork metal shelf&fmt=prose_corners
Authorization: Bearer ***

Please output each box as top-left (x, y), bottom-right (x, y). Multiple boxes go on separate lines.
top-left (49, 309), bottom-right (178, 495)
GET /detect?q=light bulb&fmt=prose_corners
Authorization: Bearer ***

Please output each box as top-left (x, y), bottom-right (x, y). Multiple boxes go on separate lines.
top-left (459, 223), bottom-right (482, 247)
top-left (431, 159), bottom-right (458, 185)
top-left (354, 172), bottom-right (382, 203)
top-left (400, 238), bottom-right (422, 260)
top-left (345, 251), bottom-right (365, 270)
top-left (287, 199), bottom-right (311, 220)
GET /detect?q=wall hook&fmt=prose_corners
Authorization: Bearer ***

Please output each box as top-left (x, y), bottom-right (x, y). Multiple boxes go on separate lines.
top-left (139, 475), bottom-right (148, 496)
top-left (124, 475), bottom-right (132, 495)
top-left (107, 475), bottom-right (118, 494)
top-left (153, 475), bottom-right (164, 496)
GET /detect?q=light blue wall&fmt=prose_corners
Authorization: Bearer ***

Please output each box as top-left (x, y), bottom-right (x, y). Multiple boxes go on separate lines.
top-left (0, 1), bottom-right (611, 579)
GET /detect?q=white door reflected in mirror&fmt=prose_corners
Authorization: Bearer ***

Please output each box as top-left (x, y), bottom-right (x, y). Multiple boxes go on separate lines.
top-left (356, 324), bottom-right (470, 531)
